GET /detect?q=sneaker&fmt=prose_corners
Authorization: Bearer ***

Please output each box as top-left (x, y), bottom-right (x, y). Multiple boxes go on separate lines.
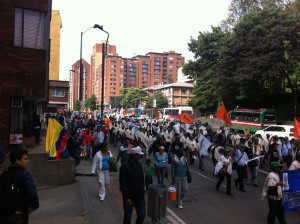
top-left (177, 201), bottom-right (183, 209)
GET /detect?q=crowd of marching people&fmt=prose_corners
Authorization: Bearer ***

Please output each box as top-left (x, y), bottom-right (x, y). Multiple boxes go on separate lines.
top-left (52, 111), bottom-right (300, 224)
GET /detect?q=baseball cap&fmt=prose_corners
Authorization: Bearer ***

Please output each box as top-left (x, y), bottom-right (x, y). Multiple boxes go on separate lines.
top-left (130, 147), bottom-right (144, 155)
top-left (270, 161), bottom-right (283, 168)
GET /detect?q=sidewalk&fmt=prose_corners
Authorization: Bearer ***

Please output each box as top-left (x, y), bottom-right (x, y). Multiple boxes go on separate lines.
top-left (27, 137), bottom-right (173, 224)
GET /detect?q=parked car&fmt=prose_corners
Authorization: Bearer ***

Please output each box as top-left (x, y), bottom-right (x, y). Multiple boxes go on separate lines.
top-left (255, 125), bottom-right (294, 141)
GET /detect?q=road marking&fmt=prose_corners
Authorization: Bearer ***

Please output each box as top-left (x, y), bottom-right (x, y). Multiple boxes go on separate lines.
top-left (190, 169), bottom-right (214, 181)
top-left (258, 169), bottom-right (269, 175)
top-left (166, 207), bottom-right (187, 224)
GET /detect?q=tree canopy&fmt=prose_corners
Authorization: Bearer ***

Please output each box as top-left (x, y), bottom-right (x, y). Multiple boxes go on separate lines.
top-left (184, 1), bottom-right (300, 117)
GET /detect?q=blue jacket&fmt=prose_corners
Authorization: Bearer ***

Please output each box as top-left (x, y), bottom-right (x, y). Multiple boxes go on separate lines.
top-left (171, 155), bottom-right (188, 179)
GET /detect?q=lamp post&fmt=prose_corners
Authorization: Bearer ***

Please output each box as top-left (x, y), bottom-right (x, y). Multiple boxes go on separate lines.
top-left (98, 27), bottom-right (109, 119)
top-left (79, 24), bottom-right (103, 103)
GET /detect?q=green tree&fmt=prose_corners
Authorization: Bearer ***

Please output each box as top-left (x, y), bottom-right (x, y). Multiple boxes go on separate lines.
top-left (145, 91), bottom-right (168, 108)
top-left (84, 94), bottom-right (97, 110)
top-left (221, 0), bottom-right (292, 29)
top-left (220, 7), bottom-right (300, 107)
top-left (73, 100), bottom-right (80, 111)
top-left (183, 26), bottom-right (232, 110)
top-left (110, 96), bottom-right (123, 108)
top-left (123, 88), bottom-right (149, 108)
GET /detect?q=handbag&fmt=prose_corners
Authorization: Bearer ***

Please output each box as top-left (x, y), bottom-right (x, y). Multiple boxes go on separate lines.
top-left (109, 157), bottom-right (118, 172)
top-left (232, 152), bottom-right (244, 170)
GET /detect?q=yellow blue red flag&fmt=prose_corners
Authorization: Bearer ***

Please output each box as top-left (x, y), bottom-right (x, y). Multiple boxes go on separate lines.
top-left (45, 118), bottom-right (69, 159)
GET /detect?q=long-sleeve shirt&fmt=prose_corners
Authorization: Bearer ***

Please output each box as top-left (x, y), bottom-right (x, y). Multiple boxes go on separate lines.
top-left (91, 151), bottom-right (113, 173)
top-left (278, 142), bottom-right (294, 157)
top-left (235, 150), bottom-right (249, 166)
top-left (119, 160), bottom-right (145, 201)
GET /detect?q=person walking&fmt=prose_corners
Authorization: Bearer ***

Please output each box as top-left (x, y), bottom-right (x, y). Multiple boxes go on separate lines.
top-left (119, 147), bottom-right (145, 224)
top-left (66, 131), bottom-right (82, 166)
top-left (144, 158), bottom-right (155, 191)
top-left (279, 137), bottom-right (294, 169)
top-left (215, 148), bottom-right (233, 195)
top-left (82, 126), bottom-right (94, 160)
top-left (234, 143), bottom-right (249, 192)
top-left (289, 152), bottom-right (300, 170)
top-left (32, 112), bottom-right (41, 144)
top-left (117, 137), bottom-right (131, 166)
top-left (262, 161), bottom-right (287, 224)
top-left (0, 148), bottom-right (39, 224)
top-left (91, 143), bottom-right (113, 201)
top-left (154, 146), bottom-right (168, 184)
top-left (171, 148), bottom-right (189, 209)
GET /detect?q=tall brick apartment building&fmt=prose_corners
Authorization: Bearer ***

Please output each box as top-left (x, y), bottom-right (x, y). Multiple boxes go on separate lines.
top-left (70, 41), bottom-right (185, 109)
top-left (0, 0), bottom-right (51, 151)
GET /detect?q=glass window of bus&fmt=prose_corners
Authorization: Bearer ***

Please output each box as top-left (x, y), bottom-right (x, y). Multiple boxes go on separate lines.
top-left (263, 113), bottom-right (276, 122)
top-left (181, 110), bottom-right (192, 114)
top-left (253, 113), bottom-right (260, 122)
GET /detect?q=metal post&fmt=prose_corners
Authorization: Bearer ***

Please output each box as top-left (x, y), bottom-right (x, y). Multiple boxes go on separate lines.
top-left (101, 43), bottom-right (105, 118)
top-left (100, 28), bottom-right (109, 119)
top-left (79, 32), bottom-right (83, 102)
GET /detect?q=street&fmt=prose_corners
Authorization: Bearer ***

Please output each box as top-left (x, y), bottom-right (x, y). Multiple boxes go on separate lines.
top-left (107, 142), bottom-right (300, 224)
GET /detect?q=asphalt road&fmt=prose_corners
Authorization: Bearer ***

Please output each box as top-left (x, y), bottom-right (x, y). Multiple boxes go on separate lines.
top-left (72, 140), bottom-right (300, 224)
top-left (161, 156), bottom-right (300, 224)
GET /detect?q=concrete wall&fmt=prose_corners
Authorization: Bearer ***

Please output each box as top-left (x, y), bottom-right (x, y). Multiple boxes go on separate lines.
top-left (28, 153), bottom-right (76, 188)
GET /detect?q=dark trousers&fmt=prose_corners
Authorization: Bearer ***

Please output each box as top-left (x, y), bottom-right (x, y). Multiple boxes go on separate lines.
top-left (72, 154), bottom-right (81, 166)
top-left (216, 173), bottom-right (231, 193)
top-left (32, 128), bottom-right (40, 143)
top-left (123, 198), bottom-right (146, 224)
top-left (236, 165), bottom-right (247, 190)
top-left (145, 175), bottom-right (153, 191)
top-left (267, 199), bottom-right (286, 224)
top-left (282, 155), bottom-right (292, 168)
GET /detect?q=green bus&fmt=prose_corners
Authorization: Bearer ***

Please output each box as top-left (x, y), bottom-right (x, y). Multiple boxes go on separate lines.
top-left (228, 108), bottom-right (278, 133)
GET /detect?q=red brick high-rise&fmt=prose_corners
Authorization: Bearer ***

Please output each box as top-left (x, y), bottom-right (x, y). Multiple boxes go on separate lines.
top-left (70, 41), bottom-right (185, 109)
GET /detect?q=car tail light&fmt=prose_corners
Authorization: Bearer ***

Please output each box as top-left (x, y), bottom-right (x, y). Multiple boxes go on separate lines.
top-left (290, 133), bottom-right (294, 137)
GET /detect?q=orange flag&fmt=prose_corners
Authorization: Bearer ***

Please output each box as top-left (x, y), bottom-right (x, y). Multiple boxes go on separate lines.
top-left (215, 102), bottom-right (232, 126)
top-left (124, 108), bottom-right (128, 116)
top-left (179, 112), bottom-right (193, 124)
top-left (293, 117), bottom-right (300, 140)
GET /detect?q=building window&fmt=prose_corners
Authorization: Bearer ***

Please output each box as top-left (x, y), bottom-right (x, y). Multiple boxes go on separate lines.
top-left (182, 89), bottom-right (187, 94)
top-left (14, 8), bottom-right (45, 49)
top-left (52, 89), bottom-right (65, 97)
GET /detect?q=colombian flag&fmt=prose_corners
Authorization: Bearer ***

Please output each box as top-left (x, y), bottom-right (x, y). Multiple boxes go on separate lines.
top-left (45, 118), bottom-right (69, 160)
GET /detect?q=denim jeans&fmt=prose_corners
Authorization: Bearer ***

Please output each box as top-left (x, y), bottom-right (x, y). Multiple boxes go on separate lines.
top-left (123, 198), bottom-right (146, 224)
top-left (156, 167), bottom-right (166, 184)
top-left (198, 153), bottom-right (204, 170)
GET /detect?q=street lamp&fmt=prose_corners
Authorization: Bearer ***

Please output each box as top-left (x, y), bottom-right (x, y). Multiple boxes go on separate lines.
top-left (79, 24), bottom-right (103, 103)
top-left (98, 27), bottom-right (109, 119)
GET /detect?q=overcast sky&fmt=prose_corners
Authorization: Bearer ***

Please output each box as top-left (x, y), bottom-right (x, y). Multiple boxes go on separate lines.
top-left (52, 0), bottom-right (232, 80)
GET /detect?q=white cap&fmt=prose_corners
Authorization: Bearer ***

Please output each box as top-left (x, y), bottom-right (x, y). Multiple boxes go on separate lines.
top-left (130, 147), bottom-right (144, 155)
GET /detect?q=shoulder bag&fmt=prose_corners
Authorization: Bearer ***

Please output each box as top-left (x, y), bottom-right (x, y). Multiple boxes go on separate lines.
top-left (232, 152), bottom-right (244, 170)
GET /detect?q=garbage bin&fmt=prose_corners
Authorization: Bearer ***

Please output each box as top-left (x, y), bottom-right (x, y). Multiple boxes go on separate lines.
top-left (147, 184), bottom-right (167, 221)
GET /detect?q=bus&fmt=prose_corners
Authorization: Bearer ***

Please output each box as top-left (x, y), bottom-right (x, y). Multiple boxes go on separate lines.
top-left (228, 108), bottom-right (278, 133)
top-left (162, 106), bottom-right (193, 120)
top-left (127, 108), bottom-right (143, 117)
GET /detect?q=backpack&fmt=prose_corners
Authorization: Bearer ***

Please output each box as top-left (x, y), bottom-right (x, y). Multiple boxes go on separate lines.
top-left (0, 170), bottom-right (22, 214)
